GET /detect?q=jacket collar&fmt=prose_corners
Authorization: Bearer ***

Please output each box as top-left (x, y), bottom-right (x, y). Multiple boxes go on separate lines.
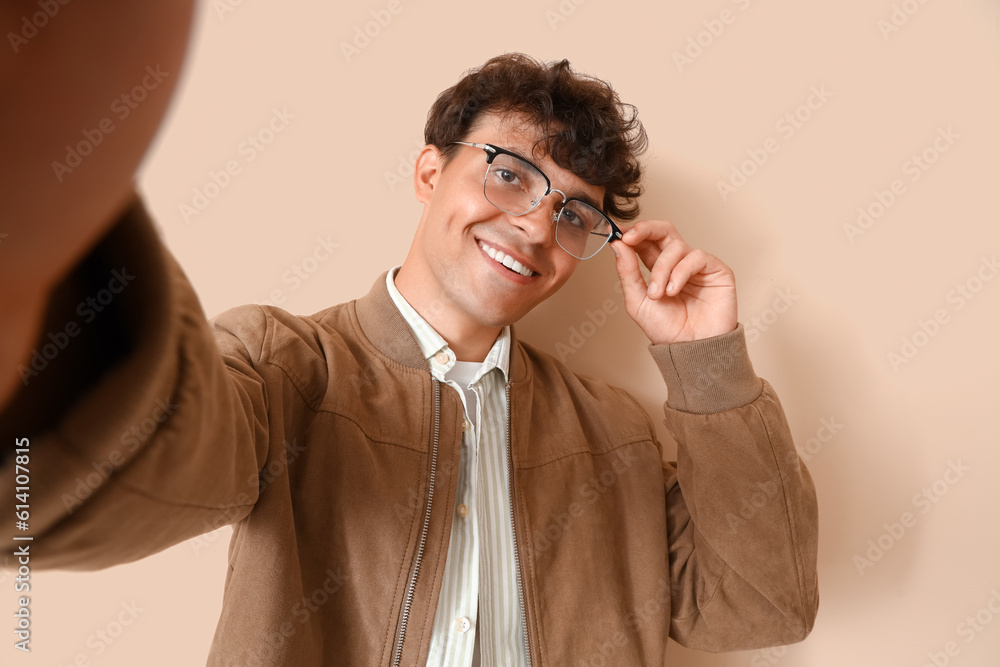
top-left (354, 271), bottom-right (528, 383)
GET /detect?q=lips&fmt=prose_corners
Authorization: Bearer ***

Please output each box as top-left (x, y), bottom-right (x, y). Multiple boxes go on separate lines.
top-left (478, 241), bottom-right (537, 277)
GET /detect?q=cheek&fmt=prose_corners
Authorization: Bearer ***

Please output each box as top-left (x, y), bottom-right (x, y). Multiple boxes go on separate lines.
top-left (434, 185), bottom-right (495, 230)
top-left (553, 255), bottom-right (579, 282)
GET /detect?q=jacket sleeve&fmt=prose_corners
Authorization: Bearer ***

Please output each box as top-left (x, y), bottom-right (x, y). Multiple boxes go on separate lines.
top-left (648, 324), bottom-right (819, 652)
top-left (0, 197), bottom-right (280, 570)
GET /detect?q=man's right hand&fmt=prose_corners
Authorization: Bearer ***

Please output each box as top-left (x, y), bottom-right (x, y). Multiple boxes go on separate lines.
top-left (0, 0), bottom-right (196, 411)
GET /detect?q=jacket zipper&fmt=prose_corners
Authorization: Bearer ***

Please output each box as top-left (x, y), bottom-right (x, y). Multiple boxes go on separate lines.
top-left (506, 381), bottom-right (533, 667)
top-left (391, 378), bottom-right (441, 667)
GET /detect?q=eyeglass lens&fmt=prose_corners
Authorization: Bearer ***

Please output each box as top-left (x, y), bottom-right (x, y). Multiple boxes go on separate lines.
top-left (484, 153), bottom-right (612, 260)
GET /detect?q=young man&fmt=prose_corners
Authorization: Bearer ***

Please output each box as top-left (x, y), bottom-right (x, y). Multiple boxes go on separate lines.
top-left (0, 4), bottom-right (817, 666)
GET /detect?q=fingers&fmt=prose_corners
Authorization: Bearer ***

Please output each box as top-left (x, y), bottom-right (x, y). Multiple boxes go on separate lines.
top-left (611, 241), bottom-right (649, 314)
top-left (621, 220), bottom-right (686, 275)
top-left (622, 221), bottom-right (690, 300)
top-left (644, 238), bottom-right (690, 299)
top-left (619, 220), bottom-right (733, 301)
top-left (621, 219), bottom-right (684, 247)
top-left (663, 249), bottom-right (716, 296)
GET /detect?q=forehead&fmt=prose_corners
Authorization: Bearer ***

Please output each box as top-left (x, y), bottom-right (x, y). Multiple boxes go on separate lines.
top-left (466, 112), bottom-right (549, 159)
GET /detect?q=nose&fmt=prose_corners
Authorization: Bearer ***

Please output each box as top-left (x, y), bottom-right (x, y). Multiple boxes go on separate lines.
top-left (509, 190), bottom-right (564, 246)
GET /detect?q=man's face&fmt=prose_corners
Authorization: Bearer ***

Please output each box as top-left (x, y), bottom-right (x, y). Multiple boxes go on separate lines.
top-left (406, 112), bottom-right (606, 332)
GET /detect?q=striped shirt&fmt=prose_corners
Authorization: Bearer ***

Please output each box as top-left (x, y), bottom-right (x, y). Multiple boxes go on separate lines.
top-left (386, 267), bottom-right (528, 667)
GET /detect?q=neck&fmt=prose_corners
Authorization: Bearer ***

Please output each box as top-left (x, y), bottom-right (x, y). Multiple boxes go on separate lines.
top-left (394, 263), bottom-right (500, 363)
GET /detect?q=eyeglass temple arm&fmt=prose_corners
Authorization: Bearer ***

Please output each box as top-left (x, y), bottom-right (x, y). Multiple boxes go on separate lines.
top-left (608, 221), bottom-right (625, 241)
top-left (452, 141), bottom-right (495, 154)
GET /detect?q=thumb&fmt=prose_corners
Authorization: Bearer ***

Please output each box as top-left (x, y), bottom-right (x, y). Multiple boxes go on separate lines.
top-left (612, 241), bottom-right (647, 315)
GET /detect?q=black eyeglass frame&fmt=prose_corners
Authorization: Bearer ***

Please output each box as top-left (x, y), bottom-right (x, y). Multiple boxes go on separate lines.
top-left (450, 141), bottom-right (624, 259)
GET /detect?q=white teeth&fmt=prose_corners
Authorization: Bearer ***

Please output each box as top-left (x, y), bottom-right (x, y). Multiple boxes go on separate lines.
top-left (479, 242), bottom-right (534, 277)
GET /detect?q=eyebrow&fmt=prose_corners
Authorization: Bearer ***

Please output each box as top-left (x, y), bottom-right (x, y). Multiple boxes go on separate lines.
top-left (566, 192), bottom-right (605, 213)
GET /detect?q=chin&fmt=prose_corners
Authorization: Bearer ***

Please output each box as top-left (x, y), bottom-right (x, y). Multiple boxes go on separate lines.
top-left (465, 299), bottom-right (528, 328)
top-left (472, 309), bottom-right (520, 329)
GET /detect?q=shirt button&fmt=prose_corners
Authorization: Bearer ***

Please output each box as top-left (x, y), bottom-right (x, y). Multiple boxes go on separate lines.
top-left (434, 351), bottom-right (449, 365)
top-left (457, 503), bottom-right (468, 518)
top-left (456, 617), bottom-right (471, 633)
top-left (462, 418), bottom-right (471, 432)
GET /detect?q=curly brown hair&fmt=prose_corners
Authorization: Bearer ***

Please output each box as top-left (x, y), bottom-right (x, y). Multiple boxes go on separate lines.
top-left (424, 53), bottom-right (648, 221)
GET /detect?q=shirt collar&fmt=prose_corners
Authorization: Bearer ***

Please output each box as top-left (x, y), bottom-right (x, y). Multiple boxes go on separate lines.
top-left (385, 266), bottom-right (510, 382)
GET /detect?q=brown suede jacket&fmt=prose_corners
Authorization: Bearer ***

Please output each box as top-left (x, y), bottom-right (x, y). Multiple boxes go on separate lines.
top-left (0, 199), bottom-right (818, 666)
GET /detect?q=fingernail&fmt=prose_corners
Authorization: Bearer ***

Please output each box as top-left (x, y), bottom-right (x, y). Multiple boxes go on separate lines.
top-left (611, 243), bottom-right (620, 258)
top-left (648, 282), bottom-right (658, 295)
top-left (666, 281), bottom-right (675, 294)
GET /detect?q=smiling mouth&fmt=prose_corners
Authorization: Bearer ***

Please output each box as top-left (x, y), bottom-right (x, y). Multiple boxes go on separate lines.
top-left (479, 241), bottom-right (537, 277)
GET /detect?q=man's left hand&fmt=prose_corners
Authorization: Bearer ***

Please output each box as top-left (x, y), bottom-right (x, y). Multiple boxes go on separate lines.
top-left (612, 219), bottom-right (738, 345)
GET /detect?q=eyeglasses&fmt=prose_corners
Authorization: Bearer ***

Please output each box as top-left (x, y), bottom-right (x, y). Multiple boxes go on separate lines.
top-left (451, 141), bottom-right (624, 260)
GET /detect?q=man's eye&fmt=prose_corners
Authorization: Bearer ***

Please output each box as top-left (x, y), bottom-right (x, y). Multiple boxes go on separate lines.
top-left (561, 209), bottom-right (584, 228)
top-left (497, 168), bottom-right (519, 184)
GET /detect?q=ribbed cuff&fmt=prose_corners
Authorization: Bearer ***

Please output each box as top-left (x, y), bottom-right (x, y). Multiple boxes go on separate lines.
top-left (647, 322), bottom-right (763, 414)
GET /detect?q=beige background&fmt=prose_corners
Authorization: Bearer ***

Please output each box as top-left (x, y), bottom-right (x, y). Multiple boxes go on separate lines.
top-left (8, 0), bottom-right (1000, 664)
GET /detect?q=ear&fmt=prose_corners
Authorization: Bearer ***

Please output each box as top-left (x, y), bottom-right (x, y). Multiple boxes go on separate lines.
top-left (413, 144), bottom-right (443, 205)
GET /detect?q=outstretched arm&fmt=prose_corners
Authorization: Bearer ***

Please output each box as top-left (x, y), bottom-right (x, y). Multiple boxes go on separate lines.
top-left (0, 0), bottom-right (196, 411)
